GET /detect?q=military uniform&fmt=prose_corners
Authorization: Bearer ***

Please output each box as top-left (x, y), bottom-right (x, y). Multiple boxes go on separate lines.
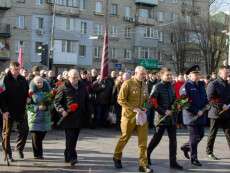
top-left (180, 65), bottom-right (208, 166)
top-left (113, 77), bottom-right (148, 167)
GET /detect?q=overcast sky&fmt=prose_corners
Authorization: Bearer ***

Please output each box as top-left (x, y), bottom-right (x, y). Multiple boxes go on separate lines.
top-left (211, 0), bottom-right (230, 14)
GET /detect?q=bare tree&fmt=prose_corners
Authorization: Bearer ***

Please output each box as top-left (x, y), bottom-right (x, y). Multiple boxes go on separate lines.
top-left (192, 16), bottom-right (228, 74)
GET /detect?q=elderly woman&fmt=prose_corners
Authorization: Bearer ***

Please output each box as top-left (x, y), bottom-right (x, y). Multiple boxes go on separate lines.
top-left (27, 76), bottom-right (51, 159)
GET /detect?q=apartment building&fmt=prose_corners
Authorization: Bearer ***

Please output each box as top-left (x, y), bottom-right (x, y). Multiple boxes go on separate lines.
top-left (0, 0), bottom-right (209, 72)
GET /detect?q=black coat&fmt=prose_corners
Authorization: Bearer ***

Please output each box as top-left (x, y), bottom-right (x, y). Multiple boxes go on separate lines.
top-left (207, 77), bottom-right (230, 119)
top-left (54, 80), bottom-right (90, 129)
top-left (1, 71), bottom-right (29, 120)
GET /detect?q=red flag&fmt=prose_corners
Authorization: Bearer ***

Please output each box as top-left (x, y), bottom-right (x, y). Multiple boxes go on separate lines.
top-left (100, 27), bottom-right (109, 80)
top-left (18, 47), bottom-right (23, 68)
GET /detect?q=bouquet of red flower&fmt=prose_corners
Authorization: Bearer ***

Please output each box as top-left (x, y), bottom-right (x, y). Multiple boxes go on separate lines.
top-left (57, 103), bottom-right (79, 126)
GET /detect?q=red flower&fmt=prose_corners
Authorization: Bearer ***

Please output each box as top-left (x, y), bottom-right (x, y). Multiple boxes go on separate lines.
top-left (28, 91), bottom-right (34, 97)
top-left (149, 97), bottom-right (158, 108)
top-left (50, 89), bottom-right (57, 96)
top-left (68, 103), bottom-right (79, 112)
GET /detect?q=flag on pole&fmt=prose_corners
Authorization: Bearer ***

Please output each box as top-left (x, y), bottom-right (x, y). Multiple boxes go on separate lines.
top-left (18, 47), bottom-right (23, 68)
top-left (100, 27), bottom-right (109, 80)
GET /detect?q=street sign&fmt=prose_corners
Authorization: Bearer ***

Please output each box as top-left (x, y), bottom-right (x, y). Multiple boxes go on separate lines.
top-left (114, 63), bottom-right (122, 70)
top-left (138, 58), bottom-right (159, 70)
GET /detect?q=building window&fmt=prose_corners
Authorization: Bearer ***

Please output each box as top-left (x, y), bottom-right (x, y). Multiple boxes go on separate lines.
top-left (95, 1), bottom-right (103, 13)
top-left (67, 0), bottom-right (79, 7)
top-left (111, 4), bottom-right (118, 16)
top-left (16, 40), bottom-right (24, 52)
top-left (79, 45), bottom-right (86, 57)
top-left (139, 9), bottom-right (149, 18)
top-left (159, 31), bottom-right (163, 42)
top-left (80, 21), bottom-right (87, 34)
top-left (37, 17), bottom-right (44, 29)
top-left (56, 0), bottom-right (67, 6)
top-left (124, 49), bottom-right (131, 59)
top-left (144, 27), bottom-right (158, 39)
top-left (124, 6), bottom-right (131, 17)
top-left (111, 48), bottom-right (116, 59)
top-left (94, 24), bottom-right (103, 36)
top-left (62, 40), bottom-right (77, 53)
top-left (94, 47), bottom-right (101, 58)
top-left (17, 16), bottom-right (25, 29)
top-left (111, 26), bottom-right (118, 37)
top-left (36, 0), bottom-right (44, 5)
top-left (80, 0), bottom-right (86, 10)
top-left (125, 27), bottom-right (131, 38)
top-left (138, 47), bottom-right (150, 59)
top-left (158, 12), bottom-right (164, 22)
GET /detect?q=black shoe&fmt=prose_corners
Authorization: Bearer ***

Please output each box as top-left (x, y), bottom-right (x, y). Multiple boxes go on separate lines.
top-left (70, 159), bottom-right (78, 166)
top-left (18, 150), bottom-right (24, 159)
top-left (139, 166), bottom-right (154, 173)
top-left (147, 157), bottom-right (152, 166)
top-left (113, 157), bottom-right (122, 169)
top-left (208, 153), bottom-right (219, 160)
top-left (181, 147), bottom-right (190, 160)
top-left (191, 159), bottom-right (202, 166)
top-left (170, 162), bottom-right (183, 170)
top-left (8, 155), bottom-right (14, 162)
top-left (34, 156), bottom-right (44, 160)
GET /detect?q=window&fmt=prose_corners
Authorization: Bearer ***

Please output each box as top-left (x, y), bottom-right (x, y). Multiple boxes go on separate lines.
top-left (95, 24), bottom-right (103, 36)
top-left (16, 40), bottom-right (24, 52)
top-left (124, 49), bottom-right (131, 59)
top-left (62, 40), bottom-right (77, 53)
top-left (94, 47), bottom-right (101, 58)
top-left (67, 0), bottom-right (79, 7)
top-left (124, 6), bottom-right (131, 17)
top-left (111, 48), bottom-right (116, 59)
top-left (111, 26), bottom-right (118, 37)
top-left (79, 45), bottom-right (86, 57)
top-left (80, 0), bottom-right (86, 10)
top-left (80, 21), bottom-right (87, 34)
top-left (96, 1), bottom-right (103, 13)
top-left (139, 9), bottom-right (149, 18)
top-left (125, 27), bottom-right (131, 38)
top-left (158, 12), bottom-right (164, 22)
top-left (17, 16), bottom-right (25, 29)
top-left (144, 27), bottom-right (158, 39)
top-left (138, 47), bottom-right (150, 59)
top-left (56, 0), bottom-right (67, 6)
top-left (37, 17), bottom-right (44, 29)
top-left (159, 31), bottom-right (163, 42)
top-left (36, 0), bottom-right (44, 5)
top-left (111, 4), bottom-right (118, 16)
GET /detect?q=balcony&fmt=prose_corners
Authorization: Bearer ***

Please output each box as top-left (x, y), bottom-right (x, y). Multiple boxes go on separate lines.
top-left (135, 0), bottom-right (158, 6)
top-left (55, 5), bottom-right (80, 16)
top-left (0, 0), bottom-right (12, 10)
top-left (0, 24), bottom-right (11, 37)
top-left (135, 16), bottom-right (157, 26)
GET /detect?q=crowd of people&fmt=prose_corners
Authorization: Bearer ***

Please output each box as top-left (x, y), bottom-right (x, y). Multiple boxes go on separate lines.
top-left (0, 61), bottom-right (229, 173)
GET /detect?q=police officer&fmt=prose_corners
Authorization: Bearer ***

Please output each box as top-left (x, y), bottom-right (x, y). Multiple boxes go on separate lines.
top-left (180, 65), bottom-right (208, 166)
top-left (147, 67), bottom-right (183, 170)
top-left (206, 65), bottom-right (230, 160)
top-left (113, 66), bottom-right (153, 173)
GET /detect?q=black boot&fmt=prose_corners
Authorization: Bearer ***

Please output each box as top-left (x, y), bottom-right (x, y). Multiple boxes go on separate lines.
top-left (113, 157), bottom-right (122, 169)
top-left (181, 146), bottom-right (190, 160)
top-left (170, 162), bottom-right (183, 170)
top-left (191, 159), bottom-right (202, 166)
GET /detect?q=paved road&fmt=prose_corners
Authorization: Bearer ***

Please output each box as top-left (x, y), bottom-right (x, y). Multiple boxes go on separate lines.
top-left (0, 129), bottom-right (229, 173)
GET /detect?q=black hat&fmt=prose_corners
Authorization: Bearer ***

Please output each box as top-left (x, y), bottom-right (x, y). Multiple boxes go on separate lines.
top-left (81, 70), bottom-right (88, 75)
top-left (185, 65), bottom-right (200, 75)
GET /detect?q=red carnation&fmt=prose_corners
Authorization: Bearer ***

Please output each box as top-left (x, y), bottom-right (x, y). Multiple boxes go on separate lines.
top-left (50, 89), bottom-right (57, 96)
top-left (150, 97), bottom-right (158, 108)
top-left (28, 91), bottom-right (34, 97)
top-left (68, 103), bottom-right (79, 112)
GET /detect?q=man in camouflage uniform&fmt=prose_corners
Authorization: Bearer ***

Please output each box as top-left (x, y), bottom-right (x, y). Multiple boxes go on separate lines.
top-left (113, 66), bottom-right (153, 173)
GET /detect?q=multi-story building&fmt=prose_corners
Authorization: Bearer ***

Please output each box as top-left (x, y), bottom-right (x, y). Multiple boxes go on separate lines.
top-left (0, 0), bottom-right (209, 73)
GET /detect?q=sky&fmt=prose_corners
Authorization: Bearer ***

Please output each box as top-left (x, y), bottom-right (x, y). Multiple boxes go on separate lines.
top-left (211, 0), bottom-right (230, 14)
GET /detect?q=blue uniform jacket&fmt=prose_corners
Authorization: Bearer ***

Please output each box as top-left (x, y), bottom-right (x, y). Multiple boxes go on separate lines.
top-left (184, 80), bottom-right (208, 125)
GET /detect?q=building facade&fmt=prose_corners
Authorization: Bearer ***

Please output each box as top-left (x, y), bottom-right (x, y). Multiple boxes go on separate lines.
top-left (0, 0), bottom-right (209, 73)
